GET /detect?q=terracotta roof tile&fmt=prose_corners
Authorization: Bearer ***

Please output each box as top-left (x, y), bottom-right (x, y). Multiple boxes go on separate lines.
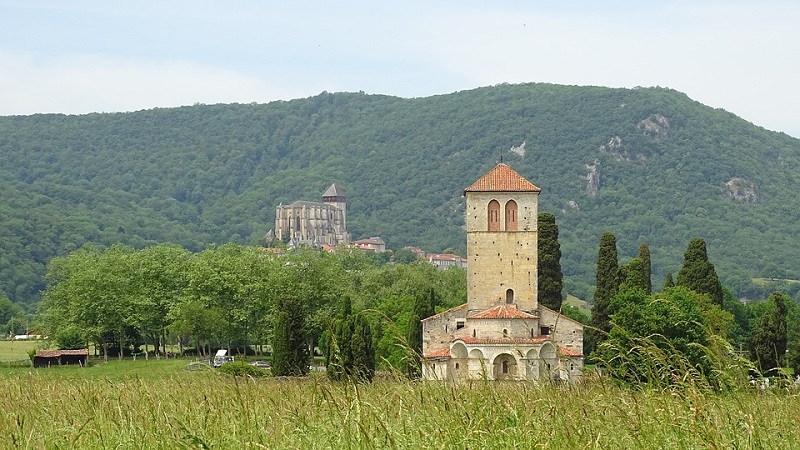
top-left (421, 304), bottom-right (467, 322)
top-left (464, 163), bottom-right (541, 194)
top-left (558, 346), bottom-right (583, 357)
top-left (467, 304), bottom-right (538, 320)
top-left (35, 349), bottom-right (89, 358)
top-left (424, 347), bottom-right (451, 359)
top-left (453, 336), bottom-right (551, 345)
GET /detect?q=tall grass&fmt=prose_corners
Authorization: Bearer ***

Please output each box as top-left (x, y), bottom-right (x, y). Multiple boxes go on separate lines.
top-left (1, 367), bottom-right (799, 449)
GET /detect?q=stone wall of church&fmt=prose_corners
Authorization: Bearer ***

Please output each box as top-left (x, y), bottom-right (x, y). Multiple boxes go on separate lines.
top-left (466, 232), bottom-right (538, 313)
top-left (421, 305), bottom-right (466, 355)
top-left (466, 317), bottom-right (540, 341)
top-left (466, 191), bottom-right (539, 314)
top-left (539, 306), bottom-right (584, 357)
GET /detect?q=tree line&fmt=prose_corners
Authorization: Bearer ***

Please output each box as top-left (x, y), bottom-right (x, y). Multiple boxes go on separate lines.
top-left (589, 233), bottom-right (800, 387)
top-left (3, 84), bottom-right (800, 308)
top-left (36, 242), bottom-right (466, 377)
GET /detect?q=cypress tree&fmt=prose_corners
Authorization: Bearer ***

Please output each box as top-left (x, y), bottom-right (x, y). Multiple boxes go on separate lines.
top-left (271, 296), bottom-right (309, 377)
top-left (638, 243), bottom-right (652, 295)
top-left (351, 313), bottom-right (376, 382)
top-left (407, 288), bottom-right (436, 379)
top-left (537, 212), bottom-right (563, 310)
top-left (664, 272), bottom-right (675, 289)
top-left (590, 231), bottom-right (619, 343)
top-left (620, 258), bottom-right (648, 293)
top-left (677, 238), bottom-right (723, 306)
top-left (326, 295), bottom-right (354, 381)
top-left (749, 292), bottom-right (789, 372)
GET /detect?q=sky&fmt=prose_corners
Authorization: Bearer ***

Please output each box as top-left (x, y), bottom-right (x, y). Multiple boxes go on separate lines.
top-left (1, 1), bottom-right (798, 137)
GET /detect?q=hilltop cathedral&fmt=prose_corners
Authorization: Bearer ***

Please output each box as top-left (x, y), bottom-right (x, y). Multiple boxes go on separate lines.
top-left (422, 163), bottom-right (584, 381)
top-left (273, 184), bottom-right (350, 247)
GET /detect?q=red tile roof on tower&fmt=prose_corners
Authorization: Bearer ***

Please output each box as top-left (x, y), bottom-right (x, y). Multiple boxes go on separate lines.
top-left (467, 304), bottom-right (539, 320)
top-left (464, 163), bottom-right (541, 194)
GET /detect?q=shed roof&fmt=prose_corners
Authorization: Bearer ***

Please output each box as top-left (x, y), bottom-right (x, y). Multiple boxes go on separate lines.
top-left (35, 349), bottom-right (89, 358)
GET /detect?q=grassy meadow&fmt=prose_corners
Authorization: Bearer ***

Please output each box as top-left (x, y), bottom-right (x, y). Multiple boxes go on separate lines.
top-left (0, 357), bottom-right (799, 449)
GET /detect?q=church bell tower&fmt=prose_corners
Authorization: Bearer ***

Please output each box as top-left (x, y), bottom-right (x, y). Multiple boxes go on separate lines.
top-left (463, 163), bottom-right (541, 315)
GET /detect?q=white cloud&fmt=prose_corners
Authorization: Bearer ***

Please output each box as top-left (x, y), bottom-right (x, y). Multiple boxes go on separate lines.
top-left (0, 52), bottom-right (315, 115)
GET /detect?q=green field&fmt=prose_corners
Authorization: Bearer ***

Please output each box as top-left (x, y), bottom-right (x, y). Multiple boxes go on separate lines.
top-left (0, 339), bottom-right (41, 362)
top-left (0, 359), bottom-right (798, 449)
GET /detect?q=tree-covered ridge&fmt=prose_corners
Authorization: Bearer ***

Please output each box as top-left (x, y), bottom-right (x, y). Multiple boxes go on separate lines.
top-left (1, 83), bottom-right (799, 305)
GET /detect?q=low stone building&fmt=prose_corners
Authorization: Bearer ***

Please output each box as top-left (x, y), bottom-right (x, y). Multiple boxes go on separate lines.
top-left (422, 163), bottom-right (583, 382)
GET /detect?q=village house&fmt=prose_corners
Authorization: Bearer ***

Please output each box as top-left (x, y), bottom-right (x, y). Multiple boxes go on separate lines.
top-left (421, 163), bottom-right (583, 381)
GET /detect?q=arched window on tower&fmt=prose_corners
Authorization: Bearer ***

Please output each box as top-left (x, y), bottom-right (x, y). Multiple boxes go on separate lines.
top-left (488, 200), bottom-right (500, 231)
top-left (506, 289), bottom-right (514, 304)
top-left (505, 200), bottom-right (518, 231)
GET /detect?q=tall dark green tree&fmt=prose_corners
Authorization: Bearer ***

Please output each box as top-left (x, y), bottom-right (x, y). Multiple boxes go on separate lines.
top-left (350, 313), bottom-right (376, 382)
top-left (407, 288), bottom-right (436, 379)
top-left (620, 258), bottom-right (648, 293)
top-left (677, 238), bottom-right (723, 306)
top-left (749, 292), bottom-right (789, 372)
top-left (638, 243), bottom-right (652, 295)
top-left (537, 212), bottom-right (563, 310)
top-left (326, 296), bottom-right (354, 381)
top-left (590, 232), bottom-right (620, 344)
top-left (664, 272), bottom-right (675, 289)
top-left (271, 296), bottom-right (309, 377)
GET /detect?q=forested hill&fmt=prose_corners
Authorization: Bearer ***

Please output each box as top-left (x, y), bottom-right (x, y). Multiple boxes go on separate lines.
top-left (2, 83), bottom-right (799, 305)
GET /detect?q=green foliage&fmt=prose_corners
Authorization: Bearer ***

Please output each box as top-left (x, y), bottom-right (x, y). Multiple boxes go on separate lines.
top-left (677, 238), bottom-right (723, 306)
top-left (218, 361), bottom-right (269, 378)
top-left (392, 248), bottom-right (419, 264)
top-left (326, 295), bottom-right (376, 382)
top-left (748, 292), bottom-right (789, 372)
top-left (597, 286), bottom-right (742, 389)
top-left (537, 212), bottom-right (563, 310)
top-left (271, 296), bottom-right (309, 377)
top-left (350, 313), bottom-right (376, 382)
top-left (55, 326), bottom-right (85, 350)
top-left (2, 84), bottom-right (800, 309)
top-left (664, 272), bottom-right (675, 289)
top-left (638, 243), bottom-right (652, 295)
top-left (620, 258), bottom-right (648, 293)
top-left (406, 288), bottom-right (436, 379)
top-left (590, 232), bottom-right (619, 344)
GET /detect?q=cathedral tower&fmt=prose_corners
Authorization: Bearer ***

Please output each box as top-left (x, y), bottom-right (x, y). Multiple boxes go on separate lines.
top-left (463, 163), bottom-right (541, 315)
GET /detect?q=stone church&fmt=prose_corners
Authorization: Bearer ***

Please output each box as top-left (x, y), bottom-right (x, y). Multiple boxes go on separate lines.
top-left (422, 163), bottom-right (584, 381)
top-left (274, 184), bottom-right (350, 246)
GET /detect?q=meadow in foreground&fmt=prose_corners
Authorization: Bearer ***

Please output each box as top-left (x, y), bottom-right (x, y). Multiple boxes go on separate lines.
top-left (1, 360), bottom-right (799, 449)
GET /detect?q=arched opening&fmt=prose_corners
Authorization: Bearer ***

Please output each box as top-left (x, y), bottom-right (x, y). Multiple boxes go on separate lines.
top-left (488, 200), bottom-right (500, 231)
top-left (472, 329), bottom-right (477, 338)
top-left (506, 288), bottom-right (514, 304)
top-left (493, 353), bottom-right (517, 380)
top-left (505, 200), bottom-right (518, 231)
top-left (502, 328), bottom-right (508, 338)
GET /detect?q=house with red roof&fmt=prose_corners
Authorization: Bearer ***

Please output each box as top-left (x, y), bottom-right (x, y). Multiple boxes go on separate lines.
top-left (421, 163), bottom-right (583, 382)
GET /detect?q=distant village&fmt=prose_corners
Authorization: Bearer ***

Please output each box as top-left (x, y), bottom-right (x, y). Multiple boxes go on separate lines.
top-left (265, 183), bottom-right (468, 270)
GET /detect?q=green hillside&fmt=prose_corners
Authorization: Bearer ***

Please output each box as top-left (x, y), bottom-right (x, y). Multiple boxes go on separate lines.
top-left (1, 83), bottom-right (799, 304)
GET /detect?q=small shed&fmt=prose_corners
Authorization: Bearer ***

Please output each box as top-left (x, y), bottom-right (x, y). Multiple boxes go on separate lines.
top-left (33, 349), bottom-right (89, 368)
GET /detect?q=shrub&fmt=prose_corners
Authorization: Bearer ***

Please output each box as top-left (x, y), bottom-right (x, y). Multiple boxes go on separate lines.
top-left (218, 361), bottom-right (269, 378)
